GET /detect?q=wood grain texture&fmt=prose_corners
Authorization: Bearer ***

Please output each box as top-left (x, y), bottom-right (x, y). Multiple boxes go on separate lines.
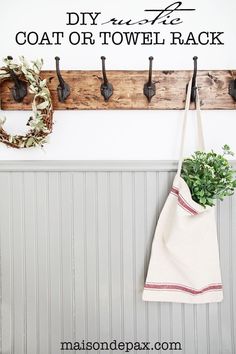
top-left (1, 70), bottom-right (236, 110)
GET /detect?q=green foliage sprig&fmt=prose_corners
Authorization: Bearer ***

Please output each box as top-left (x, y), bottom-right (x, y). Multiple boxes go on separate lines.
top-left (181, 145), bottom-right (236, 207)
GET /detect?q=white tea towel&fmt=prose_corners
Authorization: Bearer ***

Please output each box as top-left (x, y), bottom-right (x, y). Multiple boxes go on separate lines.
top-left (142, 80), bottom-right (223, 304)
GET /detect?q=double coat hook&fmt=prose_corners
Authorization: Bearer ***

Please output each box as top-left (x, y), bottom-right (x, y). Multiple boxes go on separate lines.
top-left (190, 56), bottom-right (198, 103)
top-left (7, 56), bottom-right (27, 102)
top-left (100, 56), bottom-right (113, 102)
top-left (55, 57), bottom-right (70, 102)
top-left (229, 72), bottom-right (236, 101)
top-left (143, 56), bottom-right (156, 103)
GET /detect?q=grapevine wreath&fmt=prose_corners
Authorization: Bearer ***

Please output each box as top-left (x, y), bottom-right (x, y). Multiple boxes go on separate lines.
top-left (0, 56), bottom-right (53, 148)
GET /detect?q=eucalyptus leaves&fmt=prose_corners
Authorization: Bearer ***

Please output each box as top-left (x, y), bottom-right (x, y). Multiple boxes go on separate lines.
top-left (181, 145), bottom-right (236, 207)
top-left (0, 56), bottom-right (53, 148)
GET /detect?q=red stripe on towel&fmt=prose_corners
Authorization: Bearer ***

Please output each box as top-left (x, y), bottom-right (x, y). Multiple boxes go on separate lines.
top-left (144, 283), bottom-right (222, 295)
top-left (171, 187), bottom-right (198, 215)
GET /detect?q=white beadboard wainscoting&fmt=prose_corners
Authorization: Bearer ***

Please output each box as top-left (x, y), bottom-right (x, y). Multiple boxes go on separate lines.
top-left (0, 161), bottom-right (235, 354)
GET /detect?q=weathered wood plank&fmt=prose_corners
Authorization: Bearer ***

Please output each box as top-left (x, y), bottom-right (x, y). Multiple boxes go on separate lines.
top-left (0, 70), bottom-right (236, 110)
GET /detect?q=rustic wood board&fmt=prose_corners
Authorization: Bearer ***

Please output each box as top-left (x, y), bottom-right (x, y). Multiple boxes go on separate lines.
top-left (1, 70), bottom-right (236, 110)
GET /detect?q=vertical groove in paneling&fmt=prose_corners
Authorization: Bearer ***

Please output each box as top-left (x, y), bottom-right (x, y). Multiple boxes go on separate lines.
top-left (23, 173), bottom-right (36, 353)
top-left (229, 197), bottom-right (235, 354)
top-left (107, 172), bottom-right (112, 342)
top-left (10, 173), bottom-right (14, 354)
top-left (96, 172), bottom-right (108, 343)
top-left (168, 172), bottom-right (174, 348)
top-left (83, 172), bottom-right (88, 343)
top-left (169, 302), bottom-right (173, 345)
top-left (119, 172), bottom-right (125, 343)
top-left (58, 173), bottom-right (64, 344)
top-left (181, 305), bottom-right (186, 354)
top-left (22, 174), bottom-right (27, 354)
top-left (46, 173), bottom-right (51, 354)
top-left (193, 306), bottom-right (198, 354)
top-left (217, 203), bottom-right (223, 354)
top-left (34, 173), bottom-right (40, 354)
top-left (48, 173), bottom-right (61, 353)
top-left (36, 173), bottom-right (50, 354)
top-left (232, 193), bottom-right (236, 348)
top-left (132, 172), bottom-right (137, 349)
top-left (0, 164), bottom-right (236, 354)
top-left (156, 172), bottom-right (162, 345)
top-left (146, 172), bottom-right (161, 351)
top-left (0, 172), bottom-right (12, 354)
top-left (94, 172), bottom-right (100, 346)
top-left (144, 173), bottom-right (149, 352)
top-left (85, 172), bottom-right (98, 343)
top-left (12, 173), bottom-right (25, 354)
top-left (73, 172), bottom-right (86, 344)
top-left (219, 197), bottom-right (232, 353)
top-left (71, 173), bottom-right (76, 352)
top-left (206, 305), bottom-right (210, 354)
top-left (159, 172), bottom-right (172, 352)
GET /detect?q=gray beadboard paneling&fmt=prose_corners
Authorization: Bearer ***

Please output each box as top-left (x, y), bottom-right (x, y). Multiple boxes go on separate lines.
top-left (0, 161), bottom-right (235, 354)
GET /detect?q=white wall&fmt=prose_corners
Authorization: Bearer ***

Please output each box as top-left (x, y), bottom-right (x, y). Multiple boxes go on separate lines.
top-left (0, 0), bottom-right (235, 160)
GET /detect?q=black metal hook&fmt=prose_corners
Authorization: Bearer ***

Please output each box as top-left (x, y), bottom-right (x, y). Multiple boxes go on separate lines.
top-left (100, 56), bottom-right (113, 102)
top-left (229, 72), bottom-right (236, 101)
top-left (190, 56), bottom-right (198, 103)
top-left (7, 56), bottom-right (27, 103)
top-left (143, 56), bottom-right (156, 103)
top-left (55, 56), bottom-right (70, 102)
